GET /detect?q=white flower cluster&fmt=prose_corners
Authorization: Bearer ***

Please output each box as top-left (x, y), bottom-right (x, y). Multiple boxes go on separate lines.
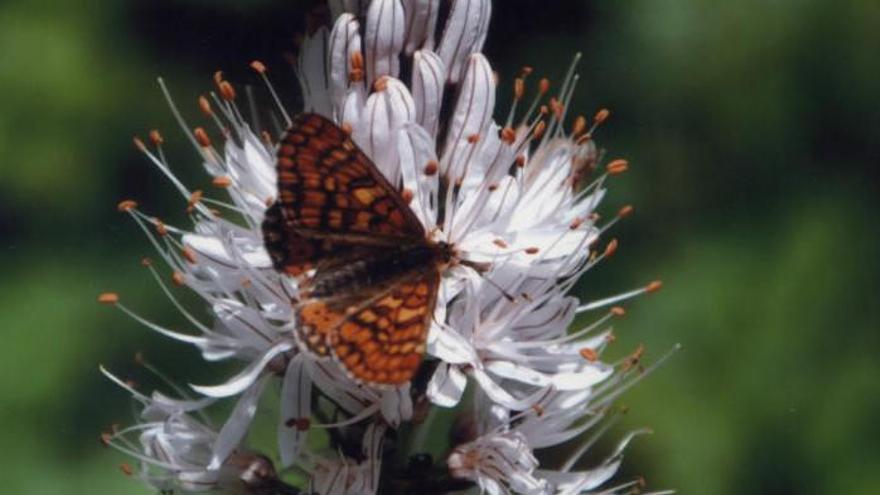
top-left (99, 1), bottom-right (674, 494)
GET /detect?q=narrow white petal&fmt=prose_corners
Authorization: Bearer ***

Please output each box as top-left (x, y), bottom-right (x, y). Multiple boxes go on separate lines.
top-left (208, 374), bottom-right (269, 470)
top-left (441, 53), bottom-right (495, 182)
top-left (427, 362), bottom-right (467, 407)
top-left (365, 0), bottom-right (406, 85)
top-left (328, 14), bottom-right (364, 115)
top-left (190, 340), bottom-right (293, 398)
top-left (279, 354), bottom-right (310, 468)
top-left (403, 0), bottom-right (440, 54)
top-left (436, 0), bottom-right (491, 83)
top-left (411, 50), bottom-right (445, 137)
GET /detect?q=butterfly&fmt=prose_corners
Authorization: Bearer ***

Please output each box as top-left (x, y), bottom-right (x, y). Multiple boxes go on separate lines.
top-left (262, 113), bottom-right (453, 387)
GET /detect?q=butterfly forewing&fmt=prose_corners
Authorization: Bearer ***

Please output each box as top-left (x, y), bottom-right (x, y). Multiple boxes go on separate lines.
top-left (262, 113), bottom-right (443, 386)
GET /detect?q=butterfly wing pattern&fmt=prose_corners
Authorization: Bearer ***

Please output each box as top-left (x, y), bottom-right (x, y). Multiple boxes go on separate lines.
top-left (262, 113), bottom-right (448, 386)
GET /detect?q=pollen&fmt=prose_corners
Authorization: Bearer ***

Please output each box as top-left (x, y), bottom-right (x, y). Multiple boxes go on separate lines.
top-left (116, 199), bottom-right (138, 212)
top-left (97, 292), bottom-right (119, 305)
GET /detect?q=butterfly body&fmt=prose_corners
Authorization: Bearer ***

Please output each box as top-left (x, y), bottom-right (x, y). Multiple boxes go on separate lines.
top-left (262, 113), bottom-right (451, 386)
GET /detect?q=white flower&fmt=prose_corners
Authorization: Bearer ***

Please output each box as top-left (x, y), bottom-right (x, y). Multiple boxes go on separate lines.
top-left (100, 1), bottom-right (674, 494)
top-left (99, 368), bottom-right (294, 494)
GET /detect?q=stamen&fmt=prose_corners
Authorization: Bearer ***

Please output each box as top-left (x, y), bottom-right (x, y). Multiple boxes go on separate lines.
top-left (97, 292), bottom-right (119, 305)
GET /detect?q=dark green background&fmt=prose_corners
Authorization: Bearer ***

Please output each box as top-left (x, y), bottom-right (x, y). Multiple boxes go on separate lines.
top-left (1, 1), bottom-right (877, 493)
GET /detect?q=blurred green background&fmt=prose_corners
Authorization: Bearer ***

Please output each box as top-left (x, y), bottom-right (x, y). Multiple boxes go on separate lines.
top-left (1, 0), bottom-right (877, 493)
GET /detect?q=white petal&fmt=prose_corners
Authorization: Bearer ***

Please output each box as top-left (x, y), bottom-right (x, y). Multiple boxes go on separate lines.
top-left (403, 0), bottom-right (440, 54)
top-left (436, 0), bottom-right (491, 83)
top-left (297, 27), bottom-right (333, 117)
top-left (440, 53), bottom-right (495, 182)
top-left (427, 363), bottom-right (467, 407)
top-left (358, 78), bottom-right (416, 184)
top-left (380, 383), bottom-right (413, 427)
top-left (365, 0), bottom-right (406, 85)
top-left (208, 374), bottom-right (269, 470)
top-left (279, 354), bottom-right (310, 468)
top-left (411, 50), bottom-right (445, 137)
top-left (328, 14), bottom-right (364, 115)
top-left (427, 324), bottom-right (477, 364)
top-left (397, 123), bottom-right (439, 229)
top-left (190, 340), bottom-right (293, 398)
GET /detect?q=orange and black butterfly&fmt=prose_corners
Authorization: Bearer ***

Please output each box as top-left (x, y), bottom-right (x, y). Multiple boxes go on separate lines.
top-left (262, 113), bottom-right (453, 387)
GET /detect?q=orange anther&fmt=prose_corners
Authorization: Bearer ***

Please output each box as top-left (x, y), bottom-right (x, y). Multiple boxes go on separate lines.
top-left (594, 108), bottom-right (610, 124)
top-left (373, 76), bottom-right (389, 92)
top-left (212, 176), bottom-right (232, 188)
top-left (140, 257), bottom-right (153, 267)
top-left (149, 129), bottom-right (163, 146)
top-left (155, 219), bottom-right (168, 237)
top-left (525, 246), bottom-right (540, 255)
top-left (219, 80), bottom-right (236, 101)
top-left (492, 239), bottom-right (509, 249)
top-left (424, 160), bottom-right (439, 176)
top-left (501, 127), bottom-right (516, 144)
top-left (604, 238), bottom-right (619, 258)
top-left (579, 348), bottom-right (598, 362)
top-left (198, 95), bottom-right (213, 116)
top-left (97, 292), bottom-right (119, 305)
top-left (618, 205), bottom-right (634, 218)
top-left (606, 159), bottom-right (629, 175)
top-left (572, 115), bottom-right (587, 138)
top-left (99, 432), bottom-right (112, 446)
top-left (533, 121), bottom-right (547, 140)
top-left (514, 78), bottom-right (525, 101)
top-left (401, 188), bottom-right (414, 204)
top-left (250, 60), bottom-right (267, 74)
top-left (172, 271), bottom-right (186, 287)
top-left (538, 78), bottom-right (550, 95)
top-left (515, 154), bottom-right (526, 168)
top-left (188, 190), bottom-right (204, 209)
top-left (467, 133), bottom-right (480, 144)
top-left (119, 463), bottom-right (134, 476)
top-left (351, 51), bottom-right (364, 70)
top-left (340, 122), bottom-right (353, 136)
top-left (117, 200), bottom-right (137, 212)
top-left (645, 280), bottom-right (663, 293)
top-left (611, 306), bottom-right (626, 316)
top-left (181, 246), bottom-right (197, 264)
top-left (569, 217), bottom-right (584, 230)
top-left (194, 127), bottom-right (211, 148)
